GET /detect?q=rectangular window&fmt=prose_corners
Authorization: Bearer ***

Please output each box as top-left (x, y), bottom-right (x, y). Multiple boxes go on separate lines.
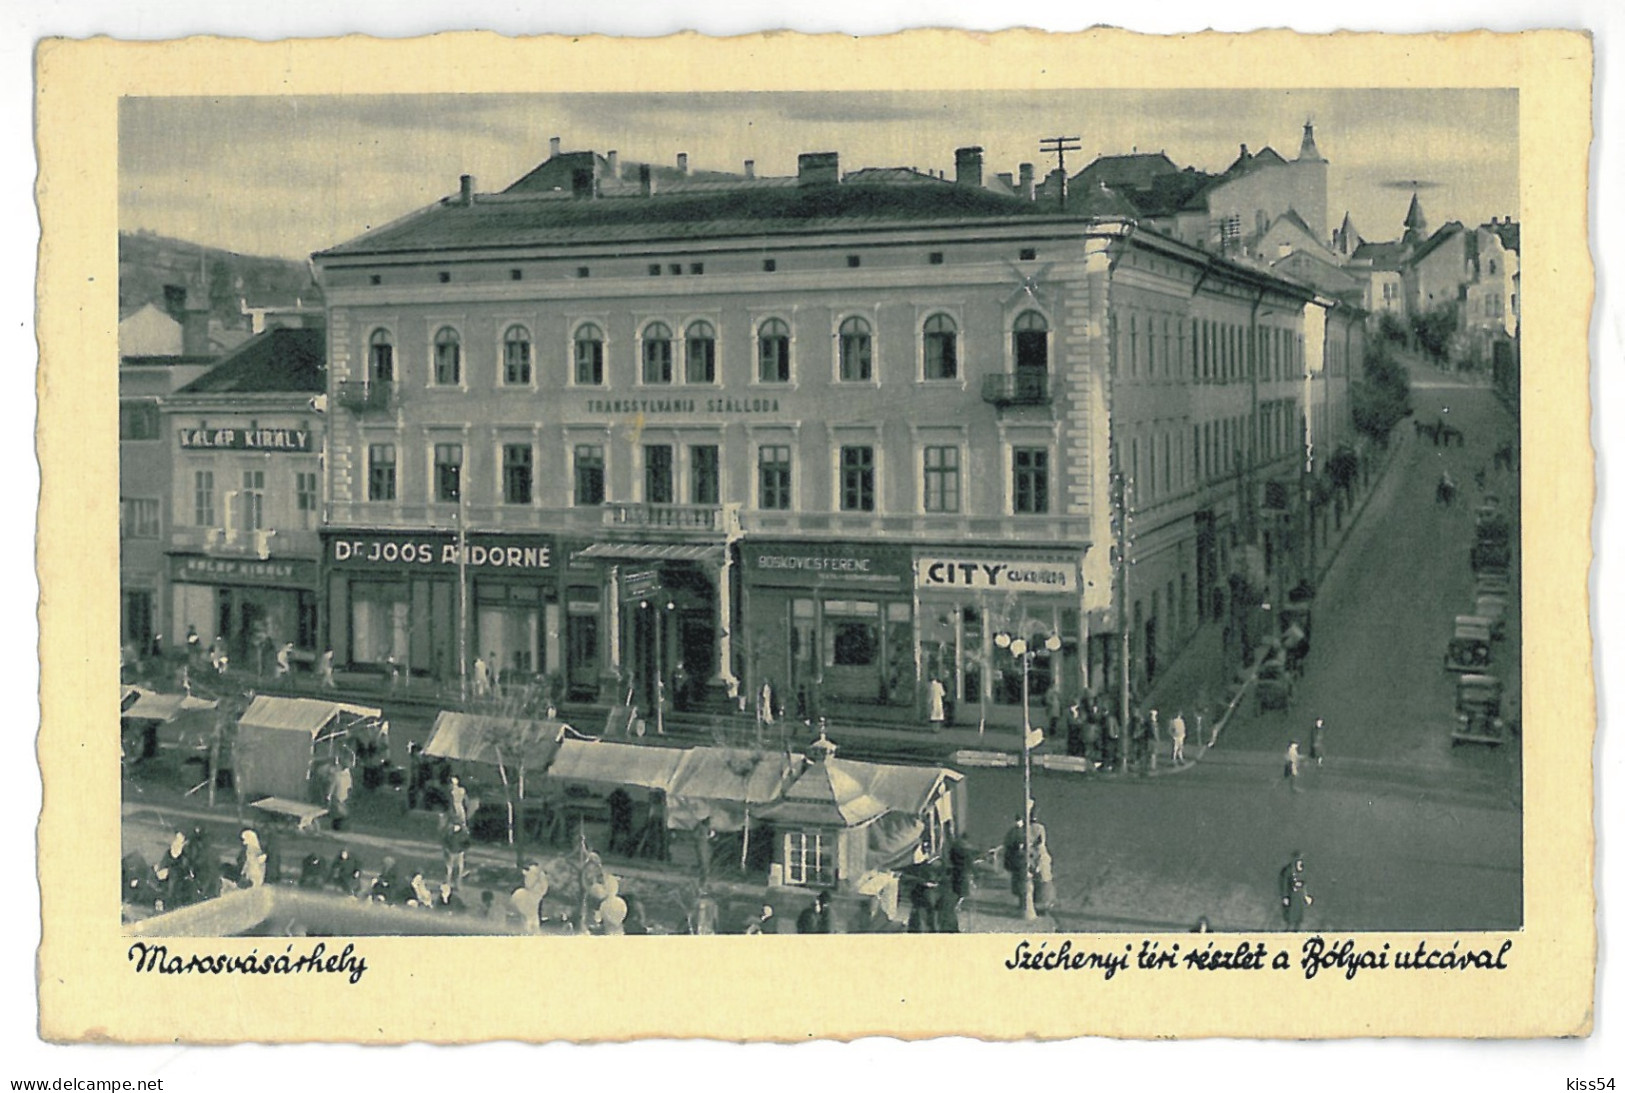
top-left (368, 444), bottom-right (397, 502)
top-left (690, 444), bottom-right (720, 505)
top-left (193, 470), bottom-right (214, 526)
top-left (240, 470), bottom-right (265, 531)
top-left (503, 444), bottom-right (533, 505)
top-left (1013, 447), bottom-right (1050, 514)
top-left (783, 830), bottom-right (833, 887)
top-left (119, 400), bottom-right (160, 441)
top-left (296, 471), bottom-right (319, 513)
top-left (643, 444), bottom-right (674, 504)
top-left (434, 443), bottom-right (462, 503)
top-left (574, 445), bottom-right (605, 506)
top-left (575, 334), bottom-right (604, 386)
top-left (120, 498), bottom-right (160, 539)
top-left (840, 445), bottom-right (875, 512)
top-left (923, 445), bottom-right (961, 514)
top-left (758, 445), bottom-right (791, 511)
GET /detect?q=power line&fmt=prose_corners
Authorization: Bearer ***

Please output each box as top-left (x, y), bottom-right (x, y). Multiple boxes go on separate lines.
top-left (1039, 136), bottom-right (1082, 207)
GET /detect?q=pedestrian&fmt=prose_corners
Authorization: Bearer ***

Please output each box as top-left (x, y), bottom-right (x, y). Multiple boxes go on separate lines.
top-left (1283, 740), bottom-right (1302, 792)
top-left (318, 648), bottom-right (335, 689)
top-left (441, 814), bottom-right (471, 890)
top-left (486, 652), bottom-right (502, 699)
top-left (926, 676), bottom-right (947, 729)
top-left (236, 828), bottom-right (267, 888)
top-left (511, 860), bottom-right (549, 933)
top-left (796, 888), bottom-right (834, 934)
top-left (692, 889), bottom-right (720, 935)
top-left (448, 774), bottom-right (469, 825)
top-left (1044, 684), bottom-right (1063, 740)
top-left (622, 892), bottom-right (651, 935)
top-left (1029, 807), bottom-right (1055, 913)
top-left (1147, 709), bottom-right (1161, 772)
top-left (327, 847), bottom-right (364, 897)
top-left (1278, 851), bottom-right (1313, 930)
top-left (472, 655), bottom-right (489, 698)
top-left (1170, 710), bottom-right (1188, 765)
top-left (370, 856), bottom-right (403, 903)
top-left (408, 871), bottom-right (436, 908)
top-left (946, 830), bottom-right (975, 908)
top-left (1105, 707), bottom-right (1123, 772)
top-left (274, 641), bottom-right (293, 679)
top-left (606, 788), bottom-right (634, 856)
top-left (694, 825), bottom-right (716, 888)
top-left (907, 870), bottom-right (940, 933)
top-left (1065, 700), bottom-right (1084, 757)
top-left (1001, 813), bottom-right (1028, 900)
top-left (185, 625), bottom-right (201, 665)
top-left (327, 760), bottom-right (353, 831)
top-left (1310, 718), bottom-right (1327, 766)
top-left (671, 661), bottom-right (691, 712)
top-left (758, 679), bottom-right (776, 726)
top-left (744, 903), bottom-right (779, 935)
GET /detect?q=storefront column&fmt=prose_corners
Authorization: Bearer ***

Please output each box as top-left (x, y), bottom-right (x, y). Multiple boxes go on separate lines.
top-left (606, 565), bottom-right (622, 680)
top-left (714, 551), bottom-right (737, 698)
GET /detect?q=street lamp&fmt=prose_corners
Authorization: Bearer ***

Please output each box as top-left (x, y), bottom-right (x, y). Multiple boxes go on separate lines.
top-left (995, 629), bottom-right (1062, 921)
top-left (642, 598), bottom-right (675, 736)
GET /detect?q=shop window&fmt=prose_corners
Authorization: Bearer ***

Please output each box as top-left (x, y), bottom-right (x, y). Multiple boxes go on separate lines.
top-left (574, 324), bottom-right (605, 386)
top-left (118, 400), bottom-right (160, 441)
top-left (240, 470), bottom-right (265, 532)
top-left (296, 471), bottom-right (319, 513)
top-left (923, 445), bottom-right (960, 513)
top-left (690, 444), bottom-right (720, 505)
top-left (832, 620), bottom-right (878, 666)
top-left (574, 444), bottom-right (605, 506)
top-left (644, 444), bottom-right (674, 504)
top-left (757, 318), bottom-right (790, 383)
top-left (685, 321), bottom-right (716, 384)
top-left (840, 445), bottom-right (875, 512)
top-left (368, 329), bottom-right (394, 382)
top-left (1013, 447), bottom-right (1050, 514)
top-left (838, 316), bottom-right (872, 382)
top-left (783, 831), bottom-right (833, 887)
top-left (432, 326), bottom-right (462, 386)
top-left (120, 497), bottom-right (160, 539)
top-left (503, 325), bottom-right (532, 385)
top-left (193, 470), bottom-right (215, 526)
top-left (503, 443), bottom-right (534, 505)
top-left (641, 322), bottom-right (674, 385)
top-left (368, 444), bottom-right (396, 502)
top-left (350, 581), bottom-right (409, 665)
top-left (297, 590), bottom-right (319, 650)
top-left (434, 443), bottom-right (462, 503)
top-left (922, 313), bottom-right (958, 380)
top-left (759, 445), bottom-right (791, 510)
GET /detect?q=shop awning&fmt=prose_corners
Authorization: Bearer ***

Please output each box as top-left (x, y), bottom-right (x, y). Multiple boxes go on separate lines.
top-left (237, 696), bottom-right (383, 738)
top-left (547, 738), bottom-right (686, 792)
top-left (122, 691), bottom-right (218, 723)
top-left (575, 541), bottom-right (723, 564)
top-left (423, 712), bottom-right (568, 771)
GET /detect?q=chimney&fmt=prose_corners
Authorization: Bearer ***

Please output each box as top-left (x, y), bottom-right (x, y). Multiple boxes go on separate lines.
top-left (162, 284), bottom-right (188, 320)
top-left (1019, 162), bottom-right (1035, 200)
top-left (797, 151), bottom-right (840, 186)
top-left (1239, 143), bottom-right (1249, 159)
top-left (459, 174), bottom-right (474, 205)
top-left (676, 152), bottom-right (689, 175)
top-left (638, 163), bottom-right (654, 197)
top-left (996, 171), bottom-right (1014, 189)
top-left (607, 150), bottom-right (619, 178)
top-left (570, 166), bottom-right (596, 199)
top-left (549, 136), bottom-right (562, 159)
top-left (954, 146), bottom-right (984, 187)
top-left (744, 159), bottom-right (755, 180)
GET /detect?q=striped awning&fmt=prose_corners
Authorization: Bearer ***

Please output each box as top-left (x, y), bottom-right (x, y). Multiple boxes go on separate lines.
top-left (575, 541), bottom-right (723, 563)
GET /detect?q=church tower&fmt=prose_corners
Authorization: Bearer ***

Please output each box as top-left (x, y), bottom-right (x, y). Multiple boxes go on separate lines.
top-left (1291, 119), bottom-right (1329, 243)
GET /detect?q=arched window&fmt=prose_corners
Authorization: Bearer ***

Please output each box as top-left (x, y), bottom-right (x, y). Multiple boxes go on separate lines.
top-left (757, 318), bottom-right (790, 383)
top-left (642, 322), bottom-right (673, 385)
top-left (432, 326), bottom-right (461, 386)
top-left (922, 313), bottom-right (958, 380)
top-left (368, 328), bottom-right (394, 383)
top-left (503, 324), bottom-right (532, 385)
top-left (838, 316), bottom-right (872, 382)
top-left (574, 323), bottom-right (604, 386)
top-left (1012, 311), bottom-right (1048, 400)
top-left (684, 321), bottom-right (716, 384)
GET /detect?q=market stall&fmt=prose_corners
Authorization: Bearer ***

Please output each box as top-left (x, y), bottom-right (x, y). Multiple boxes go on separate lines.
top-left (232, 695), bottom-right (385, 802)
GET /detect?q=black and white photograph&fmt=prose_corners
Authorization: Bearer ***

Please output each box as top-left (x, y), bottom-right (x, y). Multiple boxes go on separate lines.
top-left (24, 19), bottom-right (1604, 1058)
top-left (113, 85), bottom-right (1527, 940)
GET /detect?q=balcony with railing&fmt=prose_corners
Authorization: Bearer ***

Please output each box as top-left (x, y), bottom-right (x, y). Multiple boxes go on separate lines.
top-left (335, 379), bottom-right (396, 414)
top-left (981, 370), bottom-right (1051, 407)
top-left (600, 502), bottom-right (741, 539)
top-left (170, 525), bottom-right (321, 559)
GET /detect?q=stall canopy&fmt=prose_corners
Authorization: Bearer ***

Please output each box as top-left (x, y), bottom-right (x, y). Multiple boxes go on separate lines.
top-left (423, 712), bottom-right (568, 777)
top-left (665, 747), bottom-right (804, 832)
top-left (755, 757), bottom-right (887, 828)
top-left (547, 738), bottom-right (685, 793)
top-left (767, 757), bottom-right (966, 870)
top-left (122, 690), bottom-right (218, 723)
top-left (234, 696), bottom-right (385, 801)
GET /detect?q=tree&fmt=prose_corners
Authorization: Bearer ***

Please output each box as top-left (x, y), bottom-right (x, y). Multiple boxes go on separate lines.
top-left (1411, 303), bottom-right (1460, 363)
top-left (470, 681), bottom-right (560, 871)
top-left (1377, 311), bottom-right (1409, 345)
top-left (1352, 340), bottom-right (1413, 443)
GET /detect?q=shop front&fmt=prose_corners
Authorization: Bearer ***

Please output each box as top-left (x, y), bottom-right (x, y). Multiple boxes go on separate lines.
top-left (740, 541), bottom-right (914, 723)
top-left (168, 554), bottom-right (322, 671)
top-left (323, 530), bottom-right (560, 687)
top-left (915, 550), bottom-right (1086, 730)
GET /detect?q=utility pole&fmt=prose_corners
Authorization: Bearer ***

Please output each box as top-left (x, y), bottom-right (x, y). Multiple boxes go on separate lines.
top-left (456, 489), bottom-right (469, 705)
top-left (1039, 135), bottom-right (1082, 208)
top-left (1114, 470), bottom-right (1133, 761)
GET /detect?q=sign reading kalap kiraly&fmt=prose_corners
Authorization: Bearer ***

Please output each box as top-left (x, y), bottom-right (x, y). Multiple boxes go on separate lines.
top-left (915, 556), bottom-right (1079, 593)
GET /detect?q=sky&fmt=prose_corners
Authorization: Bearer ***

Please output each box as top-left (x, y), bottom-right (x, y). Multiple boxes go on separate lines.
top-left (118, 88), bottom-right (1518, 261)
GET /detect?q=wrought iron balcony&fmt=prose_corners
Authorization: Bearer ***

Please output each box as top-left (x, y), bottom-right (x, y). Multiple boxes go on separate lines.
top-left (601, 502), bottom-right (741, 537)
top-left (981, 371), bottom-right (1051, 407)
top-left (335, 379), bottom-right (395, 414)
top-left (203, 527), bottom-right (278, 559)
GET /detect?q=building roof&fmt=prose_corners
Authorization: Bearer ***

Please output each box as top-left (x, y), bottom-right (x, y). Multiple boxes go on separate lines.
top-left (316, 181), bottom-right (1069, 259)
top-left (173, 327), bottom-right (325, 395)
top-left (1349, 240), bottom-right (1407, 270)
top-left (1409, 221), bottom-right (1466, 266)
top-left (1482, 219), bottom-right (1520, 253)
top-left (1073, 152), bottom-right (1179, 193)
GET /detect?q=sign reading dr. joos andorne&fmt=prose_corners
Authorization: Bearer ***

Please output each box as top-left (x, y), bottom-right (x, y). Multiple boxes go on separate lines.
top-left (327, 532), bottom-right (554, 572)
top-left (915, 555), bottom-right (1079, 593)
